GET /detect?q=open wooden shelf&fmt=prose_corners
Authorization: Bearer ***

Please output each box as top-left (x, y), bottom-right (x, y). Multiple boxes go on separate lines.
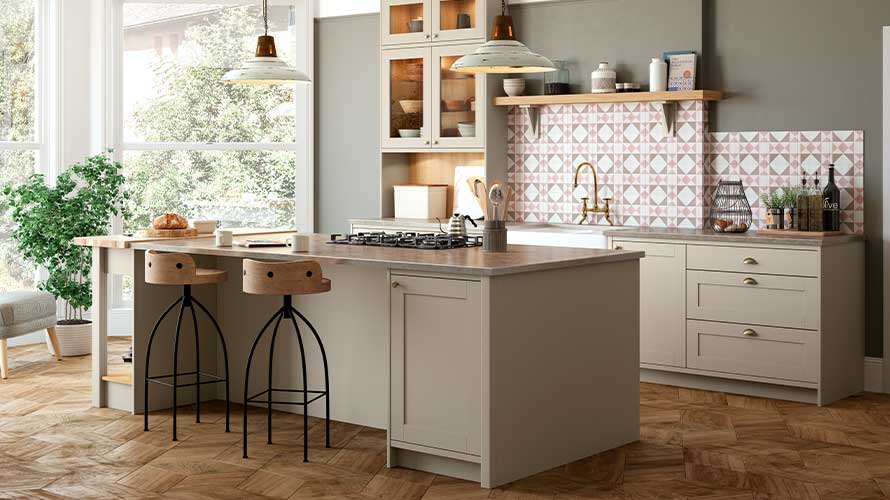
top-left (493, 90), bottom-right (723, 107)
top-left (102, 370), bottom-right (133, 386)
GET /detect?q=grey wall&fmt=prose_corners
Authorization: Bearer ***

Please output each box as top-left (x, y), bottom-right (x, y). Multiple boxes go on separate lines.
top-left (314, 14), bottom-right (381, 234)
top-left (314, 0), bottom-right (886, 356)
top-left (510, 0), bottom-right (702, 92)
top-left (702, 0), bottom-right (888, 357)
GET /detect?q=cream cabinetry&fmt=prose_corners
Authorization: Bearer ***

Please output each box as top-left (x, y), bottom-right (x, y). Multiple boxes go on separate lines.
top-left (614, 241), bottom-right (686, 368)
top-left (389, 273), bottom-right (482, 458)
top-left (610, 234), bottom-right (865, 405)
top-left (382, 0), bottom-right (485, 46)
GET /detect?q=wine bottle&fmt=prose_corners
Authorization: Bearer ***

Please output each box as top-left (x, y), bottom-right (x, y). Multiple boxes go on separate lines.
top-left (809, 176), bottom-right (823, 231)
top-left (796, 178), bottom-right (809, 231)
top-left (823, 164), bottom-right (841, 231)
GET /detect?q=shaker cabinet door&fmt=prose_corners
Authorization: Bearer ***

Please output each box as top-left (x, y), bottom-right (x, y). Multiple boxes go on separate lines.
top-left (382, 0), bottom-right (432, 46)
top-left (432, 44), bottom-right (485, 149)
top-left (613, 240), bottom-right (686, 368)
top-left (390, 274), bottom-right (482, 456)
top-left (382, 48), bottom-right (433, 149)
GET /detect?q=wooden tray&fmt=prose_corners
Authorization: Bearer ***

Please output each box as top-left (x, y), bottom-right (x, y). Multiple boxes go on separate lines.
top-left (756, 229), bottom-right (846, 238)
top-left (139, 227), bottom-right (198, 238)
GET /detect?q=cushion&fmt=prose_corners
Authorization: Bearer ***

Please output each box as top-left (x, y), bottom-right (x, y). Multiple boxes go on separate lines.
top-left (0, 291), bottom-right (57, 339)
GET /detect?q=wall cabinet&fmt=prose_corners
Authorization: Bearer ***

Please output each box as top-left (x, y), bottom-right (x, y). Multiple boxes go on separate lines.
top-left (383, 45), bottom-right (485, 150)
top-left (382, 0), bottom-right (485, 46)
top-left (389, 273), bottom-right (482, 456)
top-left (614, 241), bottom-right (686, 368)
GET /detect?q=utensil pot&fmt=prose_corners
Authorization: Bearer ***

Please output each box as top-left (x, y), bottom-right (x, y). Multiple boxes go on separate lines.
top-left (483, 221), bottom-right (507, 252)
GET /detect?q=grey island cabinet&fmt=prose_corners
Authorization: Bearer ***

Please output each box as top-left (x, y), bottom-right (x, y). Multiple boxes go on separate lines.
top-left (74, 231), bottom-right (643, 488)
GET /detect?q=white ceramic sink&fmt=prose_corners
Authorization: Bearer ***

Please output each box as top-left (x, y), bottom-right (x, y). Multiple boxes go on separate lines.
top-left (507, 224), bottom-right (614, 249)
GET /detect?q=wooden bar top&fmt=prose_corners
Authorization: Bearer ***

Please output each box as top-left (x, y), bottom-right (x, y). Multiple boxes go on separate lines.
top-left (118, 233), bottom-right (643, 277)
top-left (72, 229), bottom-right (291, 249)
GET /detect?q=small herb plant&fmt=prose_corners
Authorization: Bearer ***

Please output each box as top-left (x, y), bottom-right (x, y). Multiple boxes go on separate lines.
top-left (780, 186), bottom-right (801, 208)
top-left (760, 189), bottom-right (788, 210)
top-left (2, 152), bottom-right (130, 324)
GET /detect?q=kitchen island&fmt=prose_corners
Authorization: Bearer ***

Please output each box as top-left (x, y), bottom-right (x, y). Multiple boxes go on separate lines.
top-left (74, 232), bottom-right (643, 488)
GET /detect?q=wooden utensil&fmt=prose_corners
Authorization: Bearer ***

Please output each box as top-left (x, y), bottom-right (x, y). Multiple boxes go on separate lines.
top-left (467, 177), bottom-right (487, 219)
top-left (489, 183), bottom-right (505, 222)
top-left (487, 179), bottom-right (505, 220)
top-left (502, 184), bottom-right (514, 221)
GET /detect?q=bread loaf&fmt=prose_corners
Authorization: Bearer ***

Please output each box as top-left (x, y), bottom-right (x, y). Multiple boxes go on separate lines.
top-left (151, 213), bottom-right (188, 230)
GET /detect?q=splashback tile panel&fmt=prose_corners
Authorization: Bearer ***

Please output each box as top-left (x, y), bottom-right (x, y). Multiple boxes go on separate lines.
top-left (506, 101), bottom-right (864, 234)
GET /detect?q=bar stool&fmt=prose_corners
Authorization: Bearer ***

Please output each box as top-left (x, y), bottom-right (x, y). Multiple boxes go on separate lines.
top-left (241, 259), bottom-right (331, 461)
top-left (143, 250), bottom-right (231, 440)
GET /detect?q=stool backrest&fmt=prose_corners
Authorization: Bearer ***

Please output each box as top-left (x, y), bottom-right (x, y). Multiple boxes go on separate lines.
top-left (145, 250), bottom-right (198, 285)
top-left (242, 259), bottom-right (328, 295)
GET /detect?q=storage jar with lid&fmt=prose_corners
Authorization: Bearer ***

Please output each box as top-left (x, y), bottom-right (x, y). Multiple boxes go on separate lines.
top-left (590, 62), bottom-right (616, 94)
top-left (544, 59), bottom-right (570, 95)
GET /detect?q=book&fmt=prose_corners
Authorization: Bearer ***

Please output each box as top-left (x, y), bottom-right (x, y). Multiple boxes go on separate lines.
top-left (667, 52), bottom-right (697, 91)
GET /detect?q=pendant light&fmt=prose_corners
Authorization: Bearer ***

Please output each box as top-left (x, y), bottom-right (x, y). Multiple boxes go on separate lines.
top-left (222, 0), bottom-right (310, 85)
top-left (450, 0), bottom-right (555, 74)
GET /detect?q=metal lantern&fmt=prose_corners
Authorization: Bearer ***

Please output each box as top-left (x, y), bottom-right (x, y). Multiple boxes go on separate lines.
top-left (709, 180), bottom-right (752, 233)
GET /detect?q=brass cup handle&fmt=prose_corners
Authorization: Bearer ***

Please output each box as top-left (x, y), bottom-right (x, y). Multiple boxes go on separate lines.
top-left (391, 282), bottom-right (400, 289)
top-left (742, 328), bottom-right (758, 337)
top-left (743, 277), bottom-right (758, 285)
top-left (614, 245), bottom-right (623, 250)
top-left (742, 257), bottom-right (758, 265)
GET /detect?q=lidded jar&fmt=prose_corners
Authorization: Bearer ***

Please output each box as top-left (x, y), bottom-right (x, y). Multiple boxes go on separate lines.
top-left (590, 62), bottom-right (616, 94)
top-left (544, 59), bottom-right (570, 95)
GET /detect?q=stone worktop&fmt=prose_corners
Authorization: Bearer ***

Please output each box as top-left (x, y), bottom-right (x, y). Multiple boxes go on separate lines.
top-left (76, 232), bottom-right (643, 276)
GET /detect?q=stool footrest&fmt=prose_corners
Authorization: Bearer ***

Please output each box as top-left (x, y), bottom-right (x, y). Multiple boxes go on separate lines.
top-left (147, 370), bottom-right (227, 389)
top-left (246, 388), bottom-right (327, 406)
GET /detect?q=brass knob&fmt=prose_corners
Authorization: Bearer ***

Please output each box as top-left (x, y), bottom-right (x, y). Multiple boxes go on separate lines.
top-left (425, 34), bottom-right (430, 39)
top-left (743, 328), bottom-right (758, 337)
top-left (614, 245), bottom-right (623, 250)
top-left (433, 140), bottom-right (439, 144)
top-left (391, 282), bottom-right (400, 289)
top-left (743, 277), bottom-right (758, 285)
top-left (433, 33), bottom-right (439, 38)
top-left (743, 257), bottom-right (758, 265)
top-left (424, 140), bottom-right (430, 145)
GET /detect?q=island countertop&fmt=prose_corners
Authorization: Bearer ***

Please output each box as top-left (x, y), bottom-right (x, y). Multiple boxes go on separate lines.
top-left (117, 233), bottom-right (643, 276)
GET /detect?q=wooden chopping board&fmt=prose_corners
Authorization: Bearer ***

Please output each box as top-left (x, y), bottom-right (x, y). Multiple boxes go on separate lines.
top-left (140, 227), bottom-right (198, 238)
top-left (755, 228), bottom-right (846, 238)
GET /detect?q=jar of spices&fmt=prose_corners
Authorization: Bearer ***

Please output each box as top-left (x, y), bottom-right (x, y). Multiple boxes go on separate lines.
top-left (544, 59), bottom-right (570, 95)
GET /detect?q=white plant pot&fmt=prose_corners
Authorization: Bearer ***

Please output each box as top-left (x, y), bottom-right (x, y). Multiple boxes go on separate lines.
top-left (47, 321), bottom-right (92, 357)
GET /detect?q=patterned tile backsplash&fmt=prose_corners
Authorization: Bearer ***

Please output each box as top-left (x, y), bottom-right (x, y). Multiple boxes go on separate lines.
top-left (506, 101), bottom-right (864, 233)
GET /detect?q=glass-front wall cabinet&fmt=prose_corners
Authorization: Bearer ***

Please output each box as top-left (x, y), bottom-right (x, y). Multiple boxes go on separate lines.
top-left (383, 48), bottom-right (431, 149)
top-left (382, 0), bottom-right (484, 45)
top-left (433, 44), bottom-right (484, 148)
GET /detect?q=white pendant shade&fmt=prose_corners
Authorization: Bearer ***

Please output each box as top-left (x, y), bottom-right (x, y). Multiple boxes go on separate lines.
top-left (450, 39), bottom-right (556, 74)
top-left (222, 55), bottom-right (311, 85)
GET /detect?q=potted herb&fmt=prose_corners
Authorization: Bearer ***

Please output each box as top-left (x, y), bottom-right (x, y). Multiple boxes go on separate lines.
top-left (781, 186), bottom-right (800, 230)
top-left (760, 189), bottom-right (787, 230)
top-left (2, 152), bottom-right (129, 356)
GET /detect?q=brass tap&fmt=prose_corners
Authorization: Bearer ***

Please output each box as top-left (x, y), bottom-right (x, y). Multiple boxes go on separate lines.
top-left (572, 162), bottom-right (613, 225)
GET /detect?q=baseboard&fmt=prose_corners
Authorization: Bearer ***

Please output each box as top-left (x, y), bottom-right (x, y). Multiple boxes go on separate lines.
top-left (865, 356), bottom-right (883, 393)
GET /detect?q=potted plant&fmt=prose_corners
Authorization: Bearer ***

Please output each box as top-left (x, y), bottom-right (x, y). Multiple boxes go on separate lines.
top-left (781, 186), bottom-right (800, 230)
top-left (760, 189), bottom-right (786, 230)
top-left (2, 152), bottom-right (129, 356)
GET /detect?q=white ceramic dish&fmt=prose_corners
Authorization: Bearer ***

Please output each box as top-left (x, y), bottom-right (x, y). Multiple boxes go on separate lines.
top-left (398, 129), bottom-right (421, 138)
top-left (503, 78), bottom-right (526, 97)
top-left (457, 122), bottom-right (476, 137)
top-left (399, 100), bottom-right (423, 114)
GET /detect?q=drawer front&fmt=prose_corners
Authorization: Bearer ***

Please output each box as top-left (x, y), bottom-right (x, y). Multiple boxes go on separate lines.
top-left (687, 320), bottom-right (818, 383)
top-left (687, 270), bottom-right (819, 330)
top-left (687, 245), bottom-right (818, 277)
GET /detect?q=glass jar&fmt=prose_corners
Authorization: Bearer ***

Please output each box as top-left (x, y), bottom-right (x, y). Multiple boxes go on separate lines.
top-left (544, 59), bottom-right (570, 95)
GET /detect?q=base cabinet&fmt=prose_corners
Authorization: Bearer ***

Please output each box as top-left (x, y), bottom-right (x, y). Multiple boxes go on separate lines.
top-left (389, 273), bottom-right (481, 457)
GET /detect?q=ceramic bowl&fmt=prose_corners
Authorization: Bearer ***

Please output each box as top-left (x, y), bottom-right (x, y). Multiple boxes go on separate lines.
top-left (399, 100), bottom-right (423, 114)
top-left (442, 99), bottom-right (468, 112)
top-left (408, 18), bottom-right (423, 33)
top-left (192, 220), bottom-right (218, 234)
top-left (457, 122), bottom-right (476, 137)
top-left (503, 78), bottom-right (526, 97)
top-left (398, 129), bottom-right (421, 138)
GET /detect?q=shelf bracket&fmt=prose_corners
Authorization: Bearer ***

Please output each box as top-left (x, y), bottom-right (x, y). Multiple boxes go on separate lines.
top-left (654, 101), bottom-right (677, 137)
top-left (519, 105), bottom-right (541, 140)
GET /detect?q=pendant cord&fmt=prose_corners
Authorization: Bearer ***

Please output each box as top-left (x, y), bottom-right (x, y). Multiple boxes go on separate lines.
top-left (501, 0), bottom-right (507, 15)
top-left (263, 0), bottom-right (269, 35)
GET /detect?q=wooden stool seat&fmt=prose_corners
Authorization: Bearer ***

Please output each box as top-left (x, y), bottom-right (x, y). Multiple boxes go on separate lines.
top-left (146, 250), bottom-right (227, 286)
top-left (242, 260), bottom-right (331, 296)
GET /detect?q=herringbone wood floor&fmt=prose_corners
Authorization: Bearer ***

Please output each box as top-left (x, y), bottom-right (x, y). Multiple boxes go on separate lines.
top-left (2, 338), bottom-right (890, 499)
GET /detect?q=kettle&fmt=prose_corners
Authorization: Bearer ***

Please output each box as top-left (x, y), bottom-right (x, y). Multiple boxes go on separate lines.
top-left (447, 213), bottom-right (478, 236)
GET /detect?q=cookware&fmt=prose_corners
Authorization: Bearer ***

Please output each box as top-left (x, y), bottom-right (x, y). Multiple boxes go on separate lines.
top-left (447, 213), bottom-right (478, 236)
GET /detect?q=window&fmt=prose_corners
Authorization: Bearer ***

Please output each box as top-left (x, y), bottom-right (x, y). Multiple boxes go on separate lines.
top-left (0, 0), bottom-right (44, 291)
top-left (118, 1), bottom-right (308, 232)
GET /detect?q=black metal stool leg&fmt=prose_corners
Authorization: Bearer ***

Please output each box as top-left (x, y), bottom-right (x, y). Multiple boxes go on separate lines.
top-left (192, 297), bottom-right (231, 432)
top-left (291, 307), bottom-right (331, 449)
top-left (267, 314), bottom-right (283, 445)
top-left (144, 297), bottom-right (182, 432)
top-left (171, 299), bottom-right (186, 441)
top-left (188, 297), bottom-right (201, 424)
top-left (284, 298), bottom-right (310, 463)
top-left (243, 308), bottom-right (284, 459)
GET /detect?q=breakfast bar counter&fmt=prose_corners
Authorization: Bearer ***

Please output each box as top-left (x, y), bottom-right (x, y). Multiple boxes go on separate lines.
top-left (74, 231), bottom-right (643, 488)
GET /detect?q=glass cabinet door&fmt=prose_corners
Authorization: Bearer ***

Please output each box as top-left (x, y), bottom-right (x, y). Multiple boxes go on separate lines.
top-left (381, 0), bottom-right (431, 46)
top-left (432, 44), bottom-right (484, 149)
top-left (382, 48), bottom-right (432, 149)
top-left (433, 0), bottom-right (484, 42)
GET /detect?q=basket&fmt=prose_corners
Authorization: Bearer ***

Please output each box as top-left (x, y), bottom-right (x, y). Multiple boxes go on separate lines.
top-left (709, 180), bottom-right (752, 233)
